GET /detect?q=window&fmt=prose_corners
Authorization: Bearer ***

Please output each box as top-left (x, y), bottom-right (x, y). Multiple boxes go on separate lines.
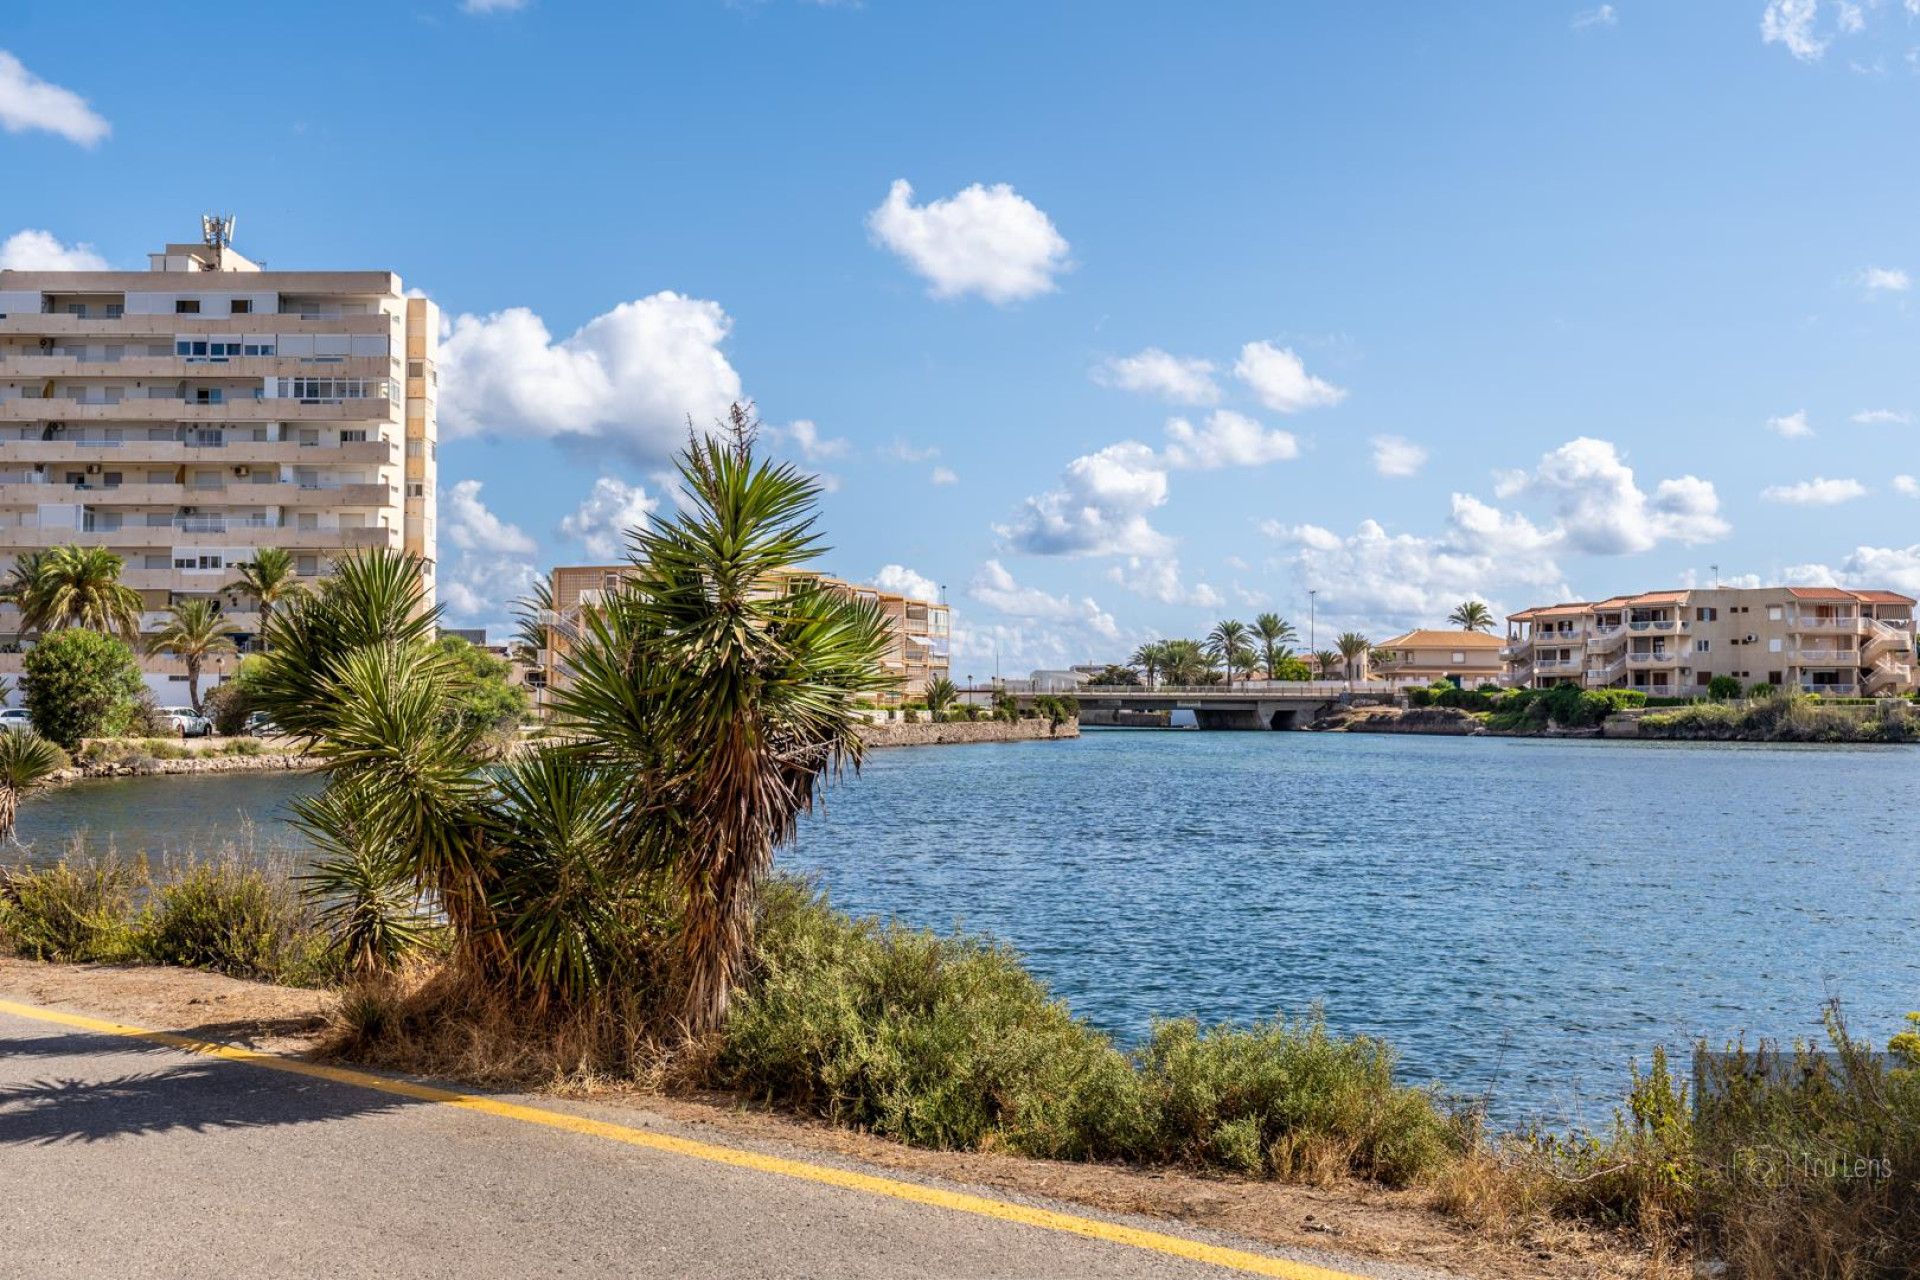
top-left (1768, 605), bottom-right (1783, 621)
top-left (230, 299), bottom-right (251, 314)
top-left (1697, 672), bottom-right (1712, 685)
top-left (1695, 639), bottom-right (1710, 652)
top-left (407, 361), bottom-right (424, 378)
top-left (1768, 638), bottom-right (1783, 653)
top-left (106, 304), bottom-right (124, 319)
top-left (175, 299), bottom-right (200, 314)
top-left (406, 481), bottom-right (426, 498)
top-left (340, 429), bottom-right (367, 443)
top-left (1769, 670), bottom-right (1782, 684)
top-left (1696, 607), bottom-right (1717, 622)
top-left (1451, 651), bottom-right (1465, 663)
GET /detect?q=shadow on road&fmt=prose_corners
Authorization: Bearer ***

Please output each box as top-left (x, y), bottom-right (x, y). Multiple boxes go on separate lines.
top-left (0, 1030), bottom-right (427, 1145)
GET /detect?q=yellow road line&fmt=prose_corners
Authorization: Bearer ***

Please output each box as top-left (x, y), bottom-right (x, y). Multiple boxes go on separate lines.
top-left (0, 998), bottom-right (1364, 1280)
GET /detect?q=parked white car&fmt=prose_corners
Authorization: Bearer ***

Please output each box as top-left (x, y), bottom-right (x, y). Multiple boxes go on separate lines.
top-left (159, 706), bottom-right (214, 738)
top-left (0, 708), bottom-right (32, 734)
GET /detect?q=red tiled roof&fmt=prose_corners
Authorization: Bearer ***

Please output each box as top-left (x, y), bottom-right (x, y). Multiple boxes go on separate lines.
top-left (1785, 587), bottom-right (1858, 600)
top-left (1508, 602), bottom-right (1589, 621)
top-left (1853, 590), bottom-right (1916, 605)
top-left (1378, 629), bottom-right (1505, 650)
top-left (1626, 590), bottom-right (1688, 604)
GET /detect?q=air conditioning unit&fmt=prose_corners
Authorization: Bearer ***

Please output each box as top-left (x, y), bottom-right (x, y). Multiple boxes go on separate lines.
top-left (232, 466), bottom-right (249, 477)
top-left (182, 506), bottom-right (197, 515)
top-left (85, 464), bottom-right (100, 474)
top-left (1746, 635), bottom-right (1758, 644)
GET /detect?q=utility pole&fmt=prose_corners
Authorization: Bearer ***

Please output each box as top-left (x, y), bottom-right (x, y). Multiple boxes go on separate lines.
top-left (1308, 589), bottom-right (1318, 654)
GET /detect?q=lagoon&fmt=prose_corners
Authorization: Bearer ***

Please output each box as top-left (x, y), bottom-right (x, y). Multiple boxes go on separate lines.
top-left (14, 730), bottom-right (1919, 1123)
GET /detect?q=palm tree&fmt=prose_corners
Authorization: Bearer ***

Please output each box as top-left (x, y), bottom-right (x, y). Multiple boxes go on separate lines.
top-left (1206, 620), bottom-right (1251, 690)
top-left (1130, 641), bottom-right (1166, 689)
top-left (1448, 600), bottom-right (1495, 632)
top-left (1312, 649), bottom-right (1342, 680)
top-left (1336, 631), bottom-right (1372, 689)
top-left (1252, 612), bottom-right (1297, 683)
top-left (1232, 645), bottom-right (1261, 686)
top-left (148, 599), bottom-right (239, 714)
top-left (0, 550), bottom-right (49, 613)
top-left (0, 730), bottom-right (65, 842)
top-left (925, 676), bottom-right (959, 721)
top-left (16, 545), bottom-right (142, 640)
top-left (1160, 639), bottom-right (1208, 686)
top-left (227, 547), bottom-right (305, 646)
top-left (511, 574), bottom-right (555, 666)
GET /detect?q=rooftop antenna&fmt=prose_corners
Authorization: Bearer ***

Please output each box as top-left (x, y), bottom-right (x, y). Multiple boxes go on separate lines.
top-left (1711, 563), bottom-right (1721, 588)
top-left (201, 213), bottom-right (237, 249)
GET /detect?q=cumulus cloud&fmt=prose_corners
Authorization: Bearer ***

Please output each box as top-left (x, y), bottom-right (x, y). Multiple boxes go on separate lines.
top-left (1105, 556), bottom-right (1223, 608)
top-left (1760, 476), bottom-right (1869, 505)
top-left (1784, 545), bottom-right (1920, 596)
top-left (1091, 348), bottom-right (1221, 405)
top-left (1762, 0), bottom-right (1828, 60)
top-left (1766, 410), bottom-right (1814, 438)
top-left (1161, 410), bottom-right (1299, 469)
top-left (1370, 435), bottom-right (1428, 479)
top-left (1497, 437), bottom-right (1729, 554)
top-left (997, 441), bottom-right (1172, 557)
top-left (444, 479), bottom-right (537, 555)
top-left (1852, 408), bottom-right (1912, 425)
top-left (968, 560), bottom-right (1117, 638)
top-left (0, 51), bottom-right (110, 147)
top-left (437, 293), bottom-right (743, 464)
top-left (776, 418), bottom-right (850, 461)
top-left (883, 437), bottom-right (941, 463)
top-left (0, 229), bottom-right (106, 271)
top-left (868, 564), bottom-right (940, 600)
top-left (1572, 4), bottom-right (1618, 30)
top-left (930, 465), bottom-right (959, 486)
top-left (1233, 341), bottom-right (1347, 413)
top-left (461, 0), bottom-right (528, 10)
top-left (1892, 474), bottom-right (1918, 497)
top-left (1861, 265), bottom-right (1911, 292)
top-left (867, 178), bottom-right (1070, 303)
top-left (559, 476), bottom-right (658, 560)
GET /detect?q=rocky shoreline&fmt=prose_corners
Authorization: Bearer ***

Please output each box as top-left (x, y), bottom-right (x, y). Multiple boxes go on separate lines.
top-left (53, 751), bottom-right (316, 785)
top-left (858, 719), bottom-right (1080, 748)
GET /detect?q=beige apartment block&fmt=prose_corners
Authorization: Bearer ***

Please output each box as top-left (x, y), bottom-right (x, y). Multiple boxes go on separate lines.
top-left (0, 225), bottom-right (436, 703)
top-left (1372, 628), bottom-right (1504, 687)
top-left (539, 564), bottom-right (952, 706)
top-left (1501, 587), bottom-right (1918, 697)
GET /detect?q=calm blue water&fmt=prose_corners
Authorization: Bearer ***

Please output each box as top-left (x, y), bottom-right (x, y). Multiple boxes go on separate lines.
top-left (13, 733), bottom-right (1919, 1123)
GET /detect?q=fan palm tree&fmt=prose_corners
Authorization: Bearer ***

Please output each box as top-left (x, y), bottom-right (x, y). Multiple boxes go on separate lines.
top-left (1206, 620), bottom-right (1251, 690)
top-left (1161, 639), bottom-right (1208, 685)
top-left (226, 547), bottom-right (305, 645)
top-left (0, 550), bottom-right (49, 612)
top-left (16, 545), bottom-right (143, 640)
top-left (0, 730), bottom-right (65, 842)
top-left (1312, 649), bottom-right (1342, 680)
top-left (1336, 631), bottom-right (1372, 689)
top-left (148, 599), bottom-right (239, 714)
top-left (1252, 612), bottom-right (1297, 683)
top-left (1231, 645), bottom-right (1261, 686)
top-left (1448, 600), bottom-right (1495, 632)
top-left (1130, 641), bottom-right (1167, 689)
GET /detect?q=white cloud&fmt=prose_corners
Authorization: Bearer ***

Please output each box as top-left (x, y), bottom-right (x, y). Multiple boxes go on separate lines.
top-left (1892, 474), bottom-right (1918, 496)
top-left (1092, 348), bottom-right (1221, 405)
top-left (1861, 265), bottom-right (1911, 292)
top-left (444, 479), bottom-right (537, 555)
top-left (559, 476), bottom-right (658, 560)
top-left (1762, 0), bottom-right (1829, 60)
top-left (0, 51), bottom-right (110, 147)
top-left (968, 560), bottom-right (1117, 638)
top-left (1233, 341), bottom-right (1347, 413)
top-left (1785, 545), bottom-right (1920, 597)
top-left (867, 178), bottom-right (1070, 303)
top-left (869, 564), bottom-right (940, 601)
top-left (948, 613), bottom-right (1138, 680)
top-left (997, 441), bottom-right (1171, 557)
top-left (883, 437), bottom-right (941, 463)
top-left (1837, 0), bottom-right (1866, 33)
top-left (1572, 4), bottom-right (1618, 30)
top-left (0, 229), bottom-right (106, 271)
top-left (437, 293), bottom-right (743, 464)
top-left (1161, 410), bottom-right (1299, 469)
top-left (778, 418), bottom-right (850, 461)
top-left (1852, 408), bottom-right (1912, 425)
top-left (930, 465), bottom-right (959, 486)
top-left (461, 0), bottom-right (528, 11)
top-left (1105, 556), bottom-right (1223, 608)
top-left (1766, 409), bottom-right (1814, 438)
top-left (1498, 437), bottom-right (1729, 553)
top-left (1370, 434), bottom-right (1428, 479)
top-left (1760, 476), bottom-right (1869, 505)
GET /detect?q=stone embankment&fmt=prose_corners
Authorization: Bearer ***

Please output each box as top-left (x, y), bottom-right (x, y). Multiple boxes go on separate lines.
top-left (55, 750), bottom-right (314, 785)
top-left (859, 719), bottom-right (1079, 748)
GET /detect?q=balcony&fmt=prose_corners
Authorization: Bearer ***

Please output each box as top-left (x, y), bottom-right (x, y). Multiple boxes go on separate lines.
top-left (1791, 647), bottom-right (1859, 664)
top-left (0, 312), bottom-right (393, 338)
top-left (1790, 616), bottom-right (1868, 635)
top-left (1626, 618), bottom-right (1682, 632)
top-left (1626, 649), bottom-right (1681, 667)
top-left (0, 438), bottom-right (396, 466)
top-left (1801, 682), bottom-right (1859, 696)
top-left (1498, 638), bottom-right (1532, 659)
top-left (0, 397), bottom-right (396, 423)
top-left (1585, 654), bottom-right (1627, 684)
top-left (1585, 625), bottom-right (1626, 651)
top-left (0, 355), bottom-right (392, 380)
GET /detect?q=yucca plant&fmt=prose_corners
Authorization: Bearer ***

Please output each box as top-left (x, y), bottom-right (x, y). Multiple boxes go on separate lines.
top-left (924, 676), bottom-right (959, 721)
top-left (292, 780), bottom-right (435, 978)
top-left (0, 730), bottom-right (66, 842)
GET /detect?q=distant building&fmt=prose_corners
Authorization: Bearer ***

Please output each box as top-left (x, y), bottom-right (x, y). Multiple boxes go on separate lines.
top-left (0, 223), bottom-right (436, 704)
top-left (539, 563), bottom-right (951, 706)
top-left (1502, 586), bottom-right (1917, 696)
top-left (1372, 628), bottom-right (1504, 687)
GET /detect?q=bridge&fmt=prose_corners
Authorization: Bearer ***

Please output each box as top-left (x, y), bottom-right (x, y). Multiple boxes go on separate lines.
top-left (1014, 681), bottom-right (1420, 730)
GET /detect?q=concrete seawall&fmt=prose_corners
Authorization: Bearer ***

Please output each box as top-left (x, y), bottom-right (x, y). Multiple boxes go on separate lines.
top-left (859, 719), bottom-right (1080, 748)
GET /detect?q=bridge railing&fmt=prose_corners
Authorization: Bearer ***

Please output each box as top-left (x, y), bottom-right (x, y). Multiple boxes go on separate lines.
top-left (1072, 679), bottom-right (1432, 697)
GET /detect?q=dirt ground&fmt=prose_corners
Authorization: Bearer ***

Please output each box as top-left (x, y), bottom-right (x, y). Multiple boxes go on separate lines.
top-left (0, 958), bottom-right (1670, 1280)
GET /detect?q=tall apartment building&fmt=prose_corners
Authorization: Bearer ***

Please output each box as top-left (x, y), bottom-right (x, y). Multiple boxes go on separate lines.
top-left (539, 564), bottom-right (952, 706)
top-left (1501, 586), bottom-right (1917, 697)
top-left (0, 225), bottom-right (436, 703)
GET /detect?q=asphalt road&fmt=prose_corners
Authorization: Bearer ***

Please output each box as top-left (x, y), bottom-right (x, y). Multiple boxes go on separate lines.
top-left (0, 1004), bottom-right (1451, 1280)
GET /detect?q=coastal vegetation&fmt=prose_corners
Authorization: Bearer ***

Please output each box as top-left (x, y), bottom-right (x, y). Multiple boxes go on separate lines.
top-left (146, 599), bottom-right (239, 715)
top-left (1127, 614), bottom-right (1310, 687)
top-left (21, 627), bottom-right (146, 749)
top-left (0, 730), bottom-right (68, 842)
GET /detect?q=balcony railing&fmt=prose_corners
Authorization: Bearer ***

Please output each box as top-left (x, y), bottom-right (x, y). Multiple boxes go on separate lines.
top-left (1626, 649), bottom-right (1679, 665)
top-left (1802, 682), bottom-right (1859, 696)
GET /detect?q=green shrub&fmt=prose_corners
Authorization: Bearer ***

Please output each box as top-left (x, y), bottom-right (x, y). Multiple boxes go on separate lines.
top-left (433, 635), bottom-right (529, 735)
top-left (220, 737), bottom-right (266, 756)
top-left (136, 855), bottom-right (332, 984)
top-left (1746, 681), bottom-right (1780, 699)
top-left (21, 628), bottom-right (145, 750)
top-left (0, 851), bottom-right (140, 962)
top-left (1707, 675), bottom-right (1743, 701)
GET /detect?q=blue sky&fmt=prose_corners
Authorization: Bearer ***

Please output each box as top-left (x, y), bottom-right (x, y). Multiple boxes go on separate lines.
top-left (5, 0), bottom-right (1918, 672)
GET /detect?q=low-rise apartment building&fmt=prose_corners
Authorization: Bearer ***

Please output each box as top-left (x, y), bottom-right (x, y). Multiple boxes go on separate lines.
top-left (1501, 586), bottom-right (1918, 697)
top-left (0, 224), bottom-right (436, 703)
top-left (1372, 628), bottom-right (1504, 687)
top-left (539, 563), bottom-right (951, 706)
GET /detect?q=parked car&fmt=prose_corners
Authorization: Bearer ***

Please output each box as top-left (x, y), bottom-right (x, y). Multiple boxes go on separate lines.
top-left (243, 711), bottom-right (281, 737)
top-left (0, 708), bottom-right (32, 734)
top-left (158, 706), bottom-right (214, 738)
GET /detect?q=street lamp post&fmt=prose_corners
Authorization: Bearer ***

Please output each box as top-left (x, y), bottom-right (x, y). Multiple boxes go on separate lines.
top-left (1308, 589), bottom-right (1317, 656)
